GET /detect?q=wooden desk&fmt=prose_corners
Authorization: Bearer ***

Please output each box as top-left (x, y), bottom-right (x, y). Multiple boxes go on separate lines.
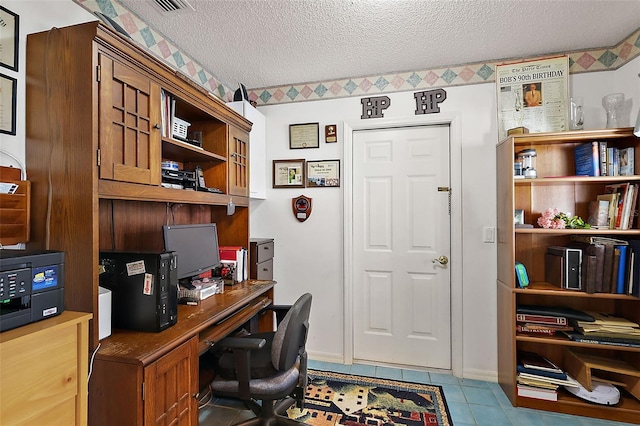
top-left (88, 280), bottom-right (274, 426)
top-left (0, 311), bottom-right (92, 426)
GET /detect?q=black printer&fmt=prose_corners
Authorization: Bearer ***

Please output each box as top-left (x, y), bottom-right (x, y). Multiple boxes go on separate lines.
top-left (0, 249), bottom-right (65, 332)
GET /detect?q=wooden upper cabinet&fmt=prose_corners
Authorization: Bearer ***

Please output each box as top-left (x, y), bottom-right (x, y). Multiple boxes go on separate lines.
top-left (98, 53), bottom-right (162, 185)
top-left (228, 125), bottom-right (249, 196)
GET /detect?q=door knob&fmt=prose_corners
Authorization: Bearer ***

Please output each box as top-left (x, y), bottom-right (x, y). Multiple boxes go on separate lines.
top-left (432, 255), bottom-right (449, 265)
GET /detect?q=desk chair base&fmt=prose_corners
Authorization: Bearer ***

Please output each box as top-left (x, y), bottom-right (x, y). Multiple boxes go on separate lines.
top-left (234, 396), bottom-right (304, 426)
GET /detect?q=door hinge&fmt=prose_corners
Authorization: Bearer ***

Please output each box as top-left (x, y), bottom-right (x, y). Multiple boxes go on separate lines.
top-left (96, 65), bottom-right (101, 82)
top-left (142, 382), bottom-right (145, 400)
top-left (97, 149), bottom-right (101, 166)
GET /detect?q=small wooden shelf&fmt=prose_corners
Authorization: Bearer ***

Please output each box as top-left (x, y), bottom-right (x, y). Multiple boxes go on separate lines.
top-left (162, 138), bottom-right (227, 164)
top-left (0, 180), bottom-right (30, 245)
top-left (514, 281), bottom-right (640, 299)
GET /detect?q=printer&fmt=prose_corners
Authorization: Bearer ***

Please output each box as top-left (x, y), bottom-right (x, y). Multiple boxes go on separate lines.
top-left (0, 249), bottom-right (65, 332)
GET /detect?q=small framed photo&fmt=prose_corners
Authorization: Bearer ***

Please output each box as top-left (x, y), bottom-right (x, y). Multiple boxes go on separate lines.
top-left (289, 122), bottom-right (319, 149)
top-left (0, 73), bottom-right (17, 135)
top-left (514, 209), bottom-right (525, 225)
top-left (273, 159), bottom-right (305, 188)
top-left (0, 6), bottom-right (19, 71)
top-left (306, 160), bottom-right (340, 188)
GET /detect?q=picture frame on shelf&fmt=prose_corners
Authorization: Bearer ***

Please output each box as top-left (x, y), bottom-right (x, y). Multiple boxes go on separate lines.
top-left (289, 122), bottom-right (319, 149)
top-left (273, 159), bottom-right (305, 188)
top-left (0, 73), bottom-right (17, 135)
top-left (0, 6), bottom-right (19, 71)
top-left (514, 209), bottom-right (524, 225)
top-left (306, 160), bottom-right (340, 188)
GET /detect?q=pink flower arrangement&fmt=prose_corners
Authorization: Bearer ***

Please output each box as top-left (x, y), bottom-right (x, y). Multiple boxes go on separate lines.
top-left (537, 208), bottom-right (590, 229)
top-left (537, 208), bottom-right (567, 229)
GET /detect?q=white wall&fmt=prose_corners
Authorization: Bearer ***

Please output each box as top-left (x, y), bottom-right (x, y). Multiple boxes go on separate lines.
top-left (8, 0), bottom-right (640, 380)
top-left (253, 58), bottom-right (640, 379)
top-left (0, 1), bottom-right (94, 171)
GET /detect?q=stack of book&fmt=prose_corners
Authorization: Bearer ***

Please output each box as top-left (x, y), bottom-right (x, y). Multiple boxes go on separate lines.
top-left (564, 312), bottom-right (640, 348)
top-left (515, 305), bottom-right (591, 336)
top-left (574, 141), bottom-right (634, 177)
top-left (516, 351), bottom-right (579, 401)
top-left (588, 182), bottom-right (639, 230)
top-left (569, 236), bottom-right (639, 296)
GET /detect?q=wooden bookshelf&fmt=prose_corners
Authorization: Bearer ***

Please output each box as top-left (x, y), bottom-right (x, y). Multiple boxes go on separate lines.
top-left (497, 128), bottom-right (640, 424)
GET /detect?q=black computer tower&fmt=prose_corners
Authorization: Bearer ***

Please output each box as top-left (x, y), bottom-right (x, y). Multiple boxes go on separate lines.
top-left (99, 251), bottom-right (178, 332)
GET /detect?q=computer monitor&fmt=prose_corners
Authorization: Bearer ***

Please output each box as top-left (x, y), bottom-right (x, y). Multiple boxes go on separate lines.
top-left (163, 223), bottom-right (221, 280)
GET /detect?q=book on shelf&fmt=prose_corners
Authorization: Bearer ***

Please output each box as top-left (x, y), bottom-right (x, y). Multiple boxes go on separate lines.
top-left (602, 244), bottom-right (615, 292)
top-left (598, 141), bottom-right (608, 176)
top-left (516, 375), bottom-right (559, 390)
top-left (516, 323), bottom-right (573, 336)
top-left (516, 372), bottom-right (579, 388)
top-left (596, 193), bottom-right (619, 229)
top-left (574, 141), bottom-right (600, 176)
top-left (587, 199), bottom-right (610, 228)
top-left (620, 147), bottom-right (635, 176)
top-left (516, 313), bottom-right (567, 326)
top-left (517, 364), bottom-right (567, 380)
top-left (603, 182), bottom-right (636, 229)
top-left (517, 384), bottom-right (558, 401)
top-left (562, 331), bottom-right (640, 348)
top-left (607, 146), bottom-right (620, 176)
top-left (626, 240), bottom-right (640, 297)
top-left (616, 245), bottom-right (628, 294)
top-left (518, 351), bottom-right (564, 374)
top-left (516, 305), bottom-right (594, 322)
top-left (585, 311), bottom-right (640, 329)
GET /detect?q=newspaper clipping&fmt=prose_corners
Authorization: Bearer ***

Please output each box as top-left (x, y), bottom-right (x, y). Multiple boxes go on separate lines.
top-left (496, 56), bottom-right (569, 141)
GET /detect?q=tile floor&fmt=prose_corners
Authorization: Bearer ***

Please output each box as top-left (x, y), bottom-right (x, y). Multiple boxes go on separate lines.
top-left (198, 360), bottom-right (637, 426)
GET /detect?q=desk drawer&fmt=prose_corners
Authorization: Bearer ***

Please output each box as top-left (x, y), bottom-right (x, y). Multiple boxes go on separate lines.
top-left (254, 240), bottom-right (274, 263)
top-left (198, 296), bottom-right (271, 354)
top-left (255, 259), bottom-right (273, 280)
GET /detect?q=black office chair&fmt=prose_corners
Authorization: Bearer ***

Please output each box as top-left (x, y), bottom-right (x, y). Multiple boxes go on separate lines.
top-left (208, 293), bottom-right (312, 425)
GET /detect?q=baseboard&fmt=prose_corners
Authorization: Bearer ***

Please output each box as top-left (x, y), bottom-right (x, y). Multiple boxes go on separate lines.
top-left (307, 351), bottom-right (345, 365)
top-left (462, 367), bottom-right (498, 382)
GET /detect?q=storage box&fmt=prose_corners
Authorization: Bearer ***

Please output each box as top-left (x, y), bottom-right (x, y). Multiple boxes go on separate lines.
top-left (98, 286), bottom-right (112, 340)
top-left (172, 117), bottom-right (190, 140)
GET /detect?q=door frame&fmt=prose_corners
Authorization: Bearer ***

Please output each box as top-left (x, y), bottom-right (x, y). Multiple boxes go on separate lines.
top-left (343, 113), bottom-right (463, 376)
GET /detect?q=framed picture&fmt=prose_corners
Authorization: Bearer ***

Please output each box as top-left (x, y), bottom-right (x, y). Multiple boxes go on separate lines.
top-left (273, 159), bottom-right (305, 188)
top-left (0, 6), bottom-right (19, 71)
top-left (0, 73), bottom-right (17, 135)
top-left (289, 122), bottom-right (319, 149)
top-left (306, 160), bottom-right (340, 188)
top-left (514, 209), bottom-right (524, 225)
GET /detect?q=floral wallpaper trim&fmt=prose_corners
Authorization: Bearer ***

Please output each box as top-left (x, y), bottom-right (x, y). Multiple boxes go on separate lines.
top-left (75, 1), bottom-right (640, 106)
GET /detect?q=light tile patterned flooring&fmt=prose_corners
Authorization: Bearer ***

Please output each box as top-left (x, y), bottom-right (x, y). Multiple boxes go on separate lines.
top-left (199, 360), bottom-right (637, 426)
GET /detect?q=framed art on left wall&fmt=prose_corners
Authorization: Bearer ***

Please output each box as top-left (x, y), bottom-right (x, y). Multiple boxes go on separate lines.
top-left (0, 6), bottom-right (19, 71)
top-left (0, 73), bottom-right (16, 135)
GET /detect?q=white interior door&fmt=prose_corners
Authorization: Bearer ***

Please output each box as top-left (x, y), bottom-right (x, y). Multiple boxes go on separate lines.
top-left (352, 124), bottom-right (451, 369)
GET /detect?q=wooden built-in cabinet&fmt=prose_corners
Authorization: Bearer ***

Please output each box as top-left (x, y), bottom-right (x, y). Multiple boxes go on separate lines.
top-left (26, 21), bottom-right (258, 425)
top-left (497, 128), bottom-right (640, 424)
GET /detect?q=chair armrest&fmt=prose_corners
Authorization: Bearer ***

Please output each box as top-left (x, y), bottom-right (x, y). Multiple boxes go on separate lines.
top-left (216, 336), bottom-right (266, 351)
top-left (259, 304), bottom-right (292, 324)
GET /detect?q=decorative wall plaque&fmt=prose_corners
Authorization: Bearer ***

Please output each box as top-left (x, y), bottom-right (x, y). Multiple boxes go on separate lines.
top-left (292, 195), bottom-right (312, 222)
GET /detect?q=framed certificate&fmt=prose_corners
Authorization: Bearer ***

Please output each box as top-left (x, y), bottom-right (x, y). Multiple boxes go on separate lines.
top-left (0, 6), bottom-right (19, 71)
top-left (289, 122), bottom-right (319, 149)
top-left (273, 159), bottom-right (305, 188)
top-left (0, 73), bottom-right (16, 135)
top-left (306, 160), bottom-right (340, 188)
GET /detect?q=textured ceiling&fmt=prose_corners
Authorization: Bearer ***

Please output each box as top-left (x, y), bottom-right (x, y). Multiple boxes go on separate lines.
top-left (116, 0), bottom-right (640, 90)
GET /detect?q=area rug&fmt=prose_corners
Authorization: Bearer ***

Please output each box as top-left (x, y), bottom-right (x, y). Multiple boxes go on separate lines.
top-left (286, 369), bottom-right (452, 426)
